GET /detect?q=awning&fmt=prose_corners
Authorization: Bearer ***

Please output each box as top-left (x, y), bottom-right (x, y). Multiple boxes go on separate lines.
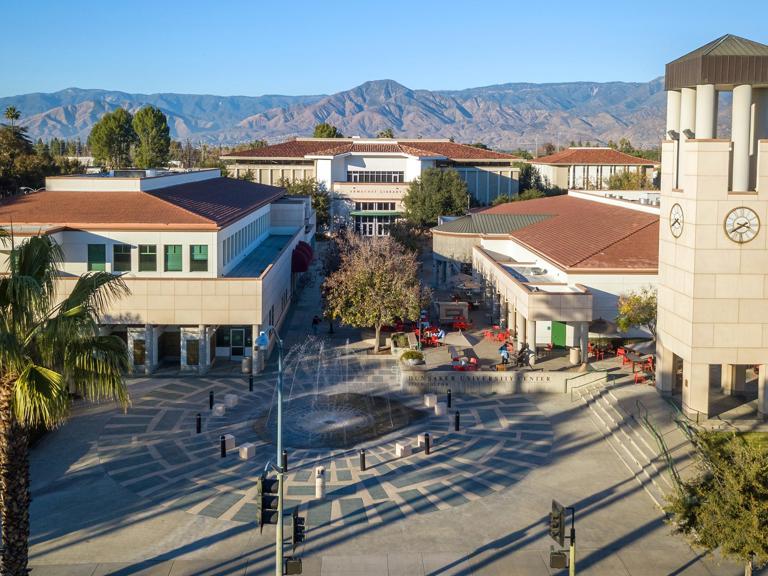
top-left (291, 241), bottom-right (313, 273)
top-left (349, 210), bottom-right (402, 217)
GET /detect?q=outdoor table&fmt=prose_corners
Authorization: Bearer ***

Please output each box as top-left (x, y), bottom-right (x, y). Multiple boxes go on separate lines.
top-left (624, 351), bottom-right (646, 372)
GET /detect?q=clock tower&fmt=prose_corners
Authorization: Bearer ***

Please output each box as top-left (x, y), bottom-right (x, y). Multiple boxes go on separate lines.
top-left (657, 34), bottom-right (768, 420)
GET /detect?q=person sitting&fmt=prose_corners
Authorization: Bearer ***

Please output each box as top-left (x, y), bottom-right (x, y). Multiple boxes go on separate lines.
top-left (436, 327), bottom-right (446, 344)
top-left (515, 343), bottom-right (532, 368)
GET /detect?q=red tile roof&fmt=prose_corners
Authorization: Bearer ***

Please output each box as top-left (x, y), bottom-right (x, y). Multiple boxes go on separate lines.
top-left (531, 148), bottom-right (657, 166)
top-left (0, 178), bottom-right (284, 231)
top-left (452, 196), bottom-right (659, 271)
top-left (223, 138), bottom-right (520, 161)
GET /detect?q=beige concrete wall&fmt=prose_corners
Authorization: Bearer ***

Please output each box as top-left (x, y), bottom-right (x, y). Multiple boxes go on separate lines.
top-left (433, 233), bottom-right (480, 264)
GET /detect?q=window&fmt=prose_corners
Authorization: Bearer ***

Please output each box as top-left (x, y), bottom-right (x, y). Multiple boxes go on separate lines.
top-left (347, 170), bottom-right (404, 183)
top-left (113, 244), bottom-right (132, 272)
top-left (87, 244), bottom-right (106, 271)
top-left (138, 245), bottom-right (157, 272)
top-left (164, 245), bottom-right (182, 272)
top-left (190, 245), bottom-right (208, 272)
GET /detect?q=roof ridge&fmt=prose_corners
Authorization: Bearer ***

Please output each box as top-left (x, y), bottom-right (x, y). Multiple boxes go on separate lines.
top-left (569, 217), bottom-right (658, 267)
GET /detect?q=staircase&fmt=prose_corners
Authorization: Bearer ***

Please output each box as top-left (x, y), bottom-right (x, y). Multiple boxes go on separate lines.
top-left (573, 376), bottom-right (698, 511)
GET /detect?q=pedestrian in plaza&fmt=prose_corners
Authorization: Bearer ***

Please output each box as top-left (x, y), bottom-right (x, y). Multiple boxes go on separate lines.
top-left (499, 344), bottom-right (510, 364)
top-left (312, 315), bottom-right (320, 335)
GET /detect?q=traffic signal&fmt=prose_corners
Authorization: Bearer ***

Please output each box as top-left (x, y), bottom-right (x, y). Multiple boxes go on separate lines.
top-left (256, 473), bottom-right (279, 532)
top-left (291, 508), bottom-right (306, 550)
top-left (549, 499), bottom-right (565, 547)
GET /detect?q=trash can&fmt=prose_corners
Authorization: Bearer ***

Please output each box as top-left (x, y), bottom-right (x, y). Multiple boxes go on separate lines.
top-left (241, 357), bottom-right (252, 374)
top-left (569, 347), bottom-right (581, 365)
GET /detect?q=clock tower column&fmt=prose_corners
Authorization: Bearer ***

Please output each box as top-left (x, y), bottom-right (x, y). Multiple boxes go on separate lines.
top-left (657, 35), bottom-right (768, 420)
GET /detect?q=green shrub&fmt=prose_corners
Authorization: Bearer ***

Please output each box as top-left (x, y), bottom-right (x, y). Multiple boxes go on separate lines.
top-left (391, 332), bottom-right (409, 348)
top-left (400, 350), bottom-right (424, 361)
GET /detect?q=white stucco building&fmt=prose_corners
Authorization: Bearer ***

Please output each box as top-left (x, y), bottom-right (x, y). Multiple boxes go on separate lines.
top-left (222, 138), bottom-right (521, 235)
top-left (531, 147), bottom-right (658, 190)
top-left (432, 192), bottom-right (659, 356)
top-left (0, 169), bottom-right (315, 375)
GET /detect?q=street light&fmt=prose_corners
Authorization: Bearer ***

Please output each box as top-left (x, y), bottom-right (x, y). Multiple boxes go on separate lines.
top-left (255, 326), bottom-right (284, 576)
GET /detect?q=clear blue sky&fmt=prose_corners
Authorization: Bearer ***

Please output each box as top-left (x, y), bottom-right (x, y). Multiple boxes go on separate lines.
top-left (2, 0), bottom-right (767, 97)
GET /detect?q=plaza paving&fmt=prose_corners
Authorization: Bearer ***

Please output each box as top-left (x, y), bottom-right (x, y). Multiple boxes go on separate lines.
top-left (26, 252), bottom-right (759, 575)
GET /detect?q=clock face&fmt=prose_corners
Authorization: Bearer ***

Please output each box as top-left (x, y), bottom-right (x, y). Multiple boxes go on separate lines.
top-left (669, 203), bottom-right (684, 238)
top-left (724, 207), bottom-right (760, 243)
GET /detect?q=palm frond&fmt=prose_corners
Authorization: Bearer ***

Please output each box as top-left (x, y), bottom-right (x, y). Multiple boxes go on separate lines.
top-left (64, 335), bottom-right (130, 409)
top-left (56, 272), bottom-right (130, 320)
top-left (0, 328), bottom-right (25, 377)
top-left (13, 364), bottom-right (69, 428)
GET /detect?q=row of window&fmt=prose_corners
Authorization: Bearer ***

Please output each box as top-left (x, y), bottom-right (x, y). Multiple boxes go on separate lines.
top-left (354, 215), bottom-right (395, 237)
top-left (223, 213), bottom-right (269, 267)
top-left (346, 170), bottom-right (404, 183)
top-left (87, 244), bottom-right (208, 273)
top-left (354, 201), bottom-right (396, 211)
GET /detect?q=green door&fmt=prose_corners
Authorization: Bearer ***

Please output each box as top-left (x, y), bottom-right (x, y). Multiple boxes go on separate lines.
top-left (551, 321), bottom-right (566, 348)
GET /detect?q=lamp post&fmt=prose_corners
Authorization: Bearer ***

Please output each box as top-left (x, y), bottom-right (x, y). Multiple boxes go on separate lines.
top-left (256, 326), bottom-right (284, 576)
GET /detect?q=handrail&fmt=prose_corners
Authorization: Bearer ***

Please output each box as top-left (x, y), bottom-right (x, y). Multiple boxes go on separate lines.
top-left (569, 372), bottom-right (609, 402)
top-left (635, 398), bottom-right (682, 491)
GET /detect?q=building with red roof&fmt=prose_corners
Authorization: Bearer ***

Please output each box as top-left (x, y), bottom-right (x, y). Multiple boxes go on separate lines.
top-left (0, 169), bottom-right (316, 374)
top-left (432, 192), bottom-right (659, 355)
top-left (222, 138), bottom-right (522, 235)
top-left (531, 147), bottom-right (658, 190)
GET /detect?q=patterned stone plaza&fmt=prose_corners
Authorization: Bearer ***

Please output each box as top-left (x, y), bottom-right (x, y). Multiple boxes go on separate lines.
top-left (96, 345), bottom-right (553, 528)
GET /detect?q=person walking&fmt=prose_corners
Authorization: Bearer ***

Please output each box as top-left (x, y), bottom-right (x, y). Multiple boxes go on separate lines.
top-left (499, 344), bottom-right (510, 365)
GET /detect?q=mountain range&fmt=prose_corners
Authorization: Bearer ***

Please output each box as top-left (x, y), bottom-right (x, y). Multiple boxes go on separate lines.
top-left (1, 78), bottom-right (684, 149)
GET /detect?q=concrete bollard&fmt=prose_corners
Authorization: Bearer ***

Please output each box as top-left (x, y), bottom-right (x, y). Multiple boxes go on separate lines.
top-left (359, 449), bottom-right (366, 472)
top-left (315, 466), bottom-right (326, 499)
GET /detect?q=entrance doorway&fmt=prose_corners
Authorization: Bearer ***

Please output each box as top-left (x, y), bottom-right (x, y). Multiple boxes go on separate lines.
top-left (231, 328), bottom-right (245, 358)
top-left (133, 339), bottom-right (146, 366)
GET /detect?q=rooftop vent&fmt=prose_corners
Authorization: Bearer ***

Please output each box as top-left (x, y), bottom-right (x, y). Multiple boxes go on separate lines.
top-left (530, 267), bottom-right (547, 276)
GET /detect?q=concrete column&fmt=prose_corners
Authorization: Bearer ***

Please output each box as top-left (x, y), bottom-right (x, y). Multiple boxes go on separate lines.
top-left (526, 318), bottom-right (536, 349)
top-left (515, 311), bottom-right (526, 351)
top-left (199, 325), bottom-right (210, 375)
top-left (695, 84), bottom-right (717, 139)
top-left (721, 364), bottom-right (747, 395)
top-left (143, 324), bottom-right (152, 375)
top-left (564, 322), bottom-right (578, 348)
top-left (680, 87), bottom-right (697, 139)
top-left (579, 322), bottom-right (589, 365)
top-left (749, 88), bottom-right (768, 189)
top-left (758, 365), bottom-right (767, 420)
top-left (732, 84), bottom-right (753, 192)
top-left (655, 343), bottom-right (675, 395)
top-left (682, 361), bottom-right (710, 420)
top-left (666, 90), bottom-right (681, 135)
top-left (500, 298), bottom-right (509, 330)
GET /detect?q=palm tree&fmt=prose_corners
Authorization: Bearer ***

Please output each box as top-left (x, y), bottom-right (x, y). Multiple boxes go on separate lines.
top-left (0, 230), bottom-right (131, 574)
top-left (3, 106), bottom-right (20, 129)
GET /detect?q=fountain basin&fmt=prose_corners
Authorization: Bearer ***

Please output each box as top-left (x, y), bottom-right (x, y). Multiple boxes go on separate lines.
top-left (253, 393), bottom-right (427, 450)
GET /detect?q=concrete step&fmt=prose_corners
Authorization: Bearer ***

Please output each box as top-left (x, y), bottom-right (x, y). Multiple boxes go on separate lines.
top-left (579, 387), bottom-right (668, 509)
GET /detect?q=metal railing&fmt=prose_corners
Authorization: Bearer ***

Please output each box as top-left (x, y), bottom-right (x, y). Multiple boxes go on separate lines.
top-left (635, 399), bottom-right (682, 491)
top-left (568, 372), bottom-right (610, 402)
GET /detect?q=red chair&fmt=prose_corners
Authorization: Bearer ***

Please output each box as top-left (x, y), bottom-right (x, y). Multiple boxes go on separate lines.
top-left (483, 330), bottom-right (493, 340)
top-left (467, 357), bottom-right (479, 371)
top-left (497, 333), bottom-right (507, 342)
top-left (595, 349), bottom-right (605, 361)
top-left (617, 348), bottom-right (629, 366)
top-left (634, 371), bottom-right (646, 385)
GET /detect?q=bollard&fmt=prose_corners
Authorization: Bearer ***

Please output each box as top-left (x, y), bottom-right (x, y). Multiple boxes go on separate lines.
top-left (447, 388), bottom-right (452, 408)
top-left (315, 466), bottom-right (326, 499)
top-left (454, 410), bottom-right (460, 432)
top-left (209, 390), bottom-right (214, 410)
top-left (249, 374), bottom-right (254, 392)
top-left (424, 432), bottom-right (431, 455)
top-left (196, 413), bottom-right (201, 434)
top-left (282, 449), bottom-right (288, 472)
top-left (220, 435), bottom-right (226, 458)
top-left (359, 449), bottom-right (366, 472)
